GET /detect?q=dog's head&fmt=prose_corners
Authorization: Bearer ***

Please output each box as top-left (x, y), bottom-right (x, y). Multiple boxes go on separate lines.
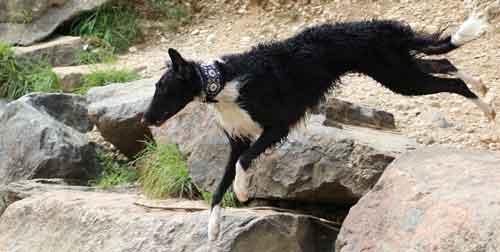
top-left (141, 48), bottom-right (201, 127)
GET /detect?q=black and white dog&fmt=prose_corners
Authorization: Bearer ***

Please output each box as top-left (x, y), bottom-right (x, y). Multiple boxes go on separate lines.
top-left (142, 16), bottom-right (494, 240)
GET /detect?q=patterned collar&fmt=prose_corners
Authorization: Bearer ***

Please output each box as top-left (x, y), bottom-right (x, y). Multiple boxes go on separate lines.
top-left (196, 63), bottom-right (224, 103)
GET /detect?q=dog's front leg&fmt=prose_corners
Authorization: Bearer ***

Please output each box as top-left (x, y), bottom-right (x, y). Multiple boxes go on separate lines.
top-left (234, 127), bottom-right (290, 202)
top-left (208, 133), bottom-right (250, 241)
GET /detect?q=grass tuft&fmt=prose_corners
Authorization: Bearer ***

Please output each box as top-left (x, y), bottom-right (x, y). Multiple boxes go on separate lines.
top-left (137, 142), bottom-right (200, 199)
top-left (202, 191), bottom-right (242, 208)
top-left (76, 69), bottom-right (142, 94)
top-left (0, 43), bottom-right (60, 99)
top-left (93, 149), bottom-right (139, 189)
top-left (68, 2), bottom-right (143, 52)
top-left (76, 49), bottom-right (117, 65)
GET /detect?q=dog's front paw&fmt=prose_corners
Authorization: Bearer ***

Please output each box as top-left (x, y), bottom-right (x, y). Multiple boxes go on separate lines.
top-left (233, 161), bottom-right (249, 202)
top-left (208, 205), bottom-right (222, 241)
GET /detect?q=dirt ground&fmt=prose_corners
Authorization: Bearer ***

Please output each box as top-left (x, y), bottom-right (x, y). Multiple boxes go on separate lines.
top-left (121, 0), bottom-right (500, 151)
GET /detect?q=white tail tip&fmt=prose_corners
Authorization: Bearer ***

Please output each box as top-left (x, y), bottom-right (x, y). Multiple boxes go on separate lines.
top-left (451, 15), bottom-right (490, 46)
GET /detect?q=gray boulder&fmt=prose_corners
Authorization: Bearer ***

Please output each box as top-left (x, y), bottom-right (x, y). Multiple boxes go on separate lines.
top-left (0, 191), bottom-right (338, 252)
top-left (0, 0), bottom-right (112, 46)
top-left (189, 115), bottom-right (417, 204)
top-left (87, 78), bottom-right (155, 158)
top-left (0, 94), bottom-right (99, 186)
top-left (336, 147), bottom-right (500, 252)
top-left (14, 36), bottom-right (83, 67)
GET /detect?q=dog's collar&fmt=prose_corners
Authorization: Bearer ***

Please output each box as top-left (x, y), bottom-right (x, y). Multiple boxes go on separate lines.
top-left (196, 63), bottom-right (224, 103)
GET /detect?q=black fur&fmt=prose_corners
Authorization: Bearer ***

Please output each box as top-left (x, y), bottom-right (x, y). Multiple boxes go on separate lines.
top-left (143, 20), bottom-right (478, 209)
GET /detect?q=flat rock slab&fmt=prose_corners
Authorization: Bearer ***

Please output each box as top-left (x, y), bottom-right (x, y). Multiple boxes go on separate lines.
top-left (0, 179), bottom-right (95, 216)
top-left (54, 63), bottom-right (147, 92)
top-left (14, 36), bottom-right (83, 66)
top-left (322, 98), bottom-right (396, 130)
top-left (0, 191), bottom-right (338, 252)
top-left (87, 78), bottom-right (155, 157)
top-left (336, 147), bottom-right (500, 252)
top-left (0, 0), bottom-right (112, 46)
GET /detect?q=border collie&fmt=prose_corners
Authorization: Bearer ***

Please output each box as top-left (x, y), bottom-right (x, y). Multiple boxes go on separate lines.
top-left (141, 15), bottom-right (494, 241)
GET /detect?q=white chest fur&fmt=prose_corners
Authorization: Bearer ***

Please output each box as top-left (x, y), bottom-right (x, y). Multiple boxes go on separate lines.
top-left (210, 80), bottom-right (262, 139)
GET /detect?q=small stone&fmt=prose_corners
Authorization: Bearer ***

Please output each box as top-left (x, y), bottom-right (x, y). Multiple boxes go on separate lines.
top-left (128, 46), bottom-right (137, 53)
top-left (206, 34), bottom-right (216, 45)
top-left (191, 29), bottom-right (200, 35)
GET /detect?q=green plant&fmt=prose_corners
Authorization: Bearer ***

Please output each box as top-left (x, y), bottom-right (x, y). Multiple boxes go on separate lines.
top-left (76, 69), bottom-right (141, 94)
top-left (0, 43), bottom-right (60, 99)
top-left (202, 191), bottom-right (242, 208)
top-left (137, 142), bottom-right (200, 199)
top-left (75, 36), bottom-right (117, 65)
top-left (76, 48), bottom-right (116, 65)
top-left (93, 149), bottom-right (139, 189)
top-left (69, 2), bottom-right (143, 52)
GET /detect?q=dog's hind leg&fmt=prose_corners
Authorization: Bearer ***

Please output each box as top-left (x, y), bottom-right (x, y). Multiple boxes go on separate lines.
top-left (371, 63), bottom-right (496, 122)
top-left (416, 58), bottom-right (489, 96)
top-left (234, 126), bottom-right (290, 202)
top-left (208, 133), bottom-right (250, 241)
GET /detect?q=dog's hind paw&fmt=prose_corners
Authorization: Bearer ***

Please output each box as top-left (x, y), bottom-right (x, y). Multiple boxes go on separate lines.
top-left (233, 161), bottom-right (249, 202)
top-left (208, 205), bottom-right (222, 241)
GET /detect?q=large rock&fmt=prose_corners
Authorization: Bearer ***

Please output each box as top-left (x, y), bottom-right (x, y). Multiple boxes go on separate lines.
top-left (14, 36), bottom-right (83, 66)
top-left (189, 115), bottom-right (417, 204)
top-left (0, 0), bottom-right (112, 46)
top-left (336, 147), bottom-right (500, 252)
top-left (87, 78), bottom-right (155, 158)
top-left (0, 93), bottom-right (99, 186)
top-left (0, 191), bottom-right (338, 252)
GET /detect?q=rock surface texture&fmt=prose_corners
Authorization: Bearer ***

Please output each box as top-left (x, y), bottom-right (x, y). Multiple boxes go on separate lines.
top-left (336, 147), bottom-right (500, 252)
top-left (0, 191), bottom-right (338, 252)
top-left (0, 93), bottom-right (99, 186)
top-left (322, 98), bottom-right (396, 130)
top-left (13, 36), bottom-right (83, 66)
top-left (0, 179), bottom-right (95, 216)
top-left (87, 78), bottom-right (155, 157)
top-left (0, 0), bottom-right (112, 45)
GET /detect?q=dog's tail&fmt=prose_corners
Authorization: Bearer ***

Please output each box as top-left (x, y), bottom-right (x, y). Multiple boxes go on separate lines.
top-left (412, 14), bottom-right (490, 55)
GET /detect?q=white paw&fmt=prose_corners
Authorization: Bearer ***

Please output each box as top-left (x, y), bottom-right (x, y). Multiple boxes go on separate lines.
top-left (208, 205), bottom-right (222, 241)
top-left (233, 161), bottom-right (249, 202)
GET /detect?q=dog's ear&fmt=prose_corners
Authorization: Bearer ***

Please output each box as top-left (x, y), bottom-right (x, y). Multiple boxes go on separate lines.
top-left (168, 48), bottom-right (189, 76)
